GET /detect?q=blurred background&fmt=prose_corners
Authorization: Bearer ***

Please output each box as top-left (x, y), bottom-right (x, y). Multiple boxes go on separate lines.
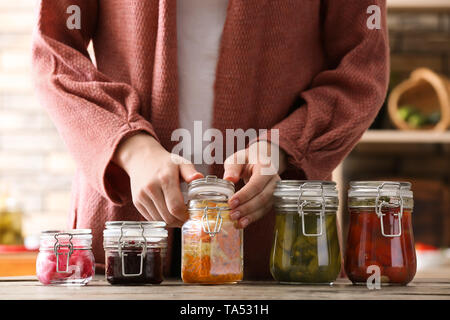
top-left (0, 0), bottom-right (449, 276)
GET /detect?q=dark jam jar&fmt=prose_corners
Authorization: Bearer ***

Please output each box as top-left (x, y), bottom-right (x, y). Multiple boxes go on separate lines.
top-left (345, 181), bottom-right (416, 286)
top-left (103, 221), bottom-right (167, 285)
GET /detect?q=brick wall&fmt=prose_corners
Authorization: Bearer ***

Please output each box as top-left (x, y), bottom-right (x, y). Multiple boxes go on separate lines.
top-left (0, 3), bottom-right (449, 239)
top-left (0, 1), bottom-right (75, 237)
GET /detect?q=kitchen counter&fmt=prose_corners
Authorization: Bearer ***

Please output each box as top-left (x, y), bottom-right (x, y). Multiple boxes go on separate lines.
top-left (1, 269), bottom-right (449, 300)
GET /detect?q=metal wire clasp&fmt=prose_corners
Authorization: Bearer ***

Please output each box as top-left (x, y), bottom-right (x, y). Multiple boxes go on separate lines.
top-left (53, 232), bottom-right (74, 273)
top-left (118, 222), bottom-right (147, 277)
top-left (297, 182), bottom-right (325, 237)
top-left (375, 182), bottom-right (404, 238)
top-left (201, 206), bottom-right (224, 237)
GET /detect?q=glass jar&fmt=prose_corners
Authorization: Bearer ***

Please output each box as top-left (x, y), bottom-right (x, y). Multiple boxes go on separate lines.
top-left (270, 181), bottom-right (341, 284)
top-left (103, 221), bottom-right (167, 285)
top-left (182, 175), bottom-right (243, 284)
top-left (345, 181), bottom-right (416, 285)
top-left (36, 229), bottom-right (95, 285)
top-left (0, 192), bottom-right (24, 245)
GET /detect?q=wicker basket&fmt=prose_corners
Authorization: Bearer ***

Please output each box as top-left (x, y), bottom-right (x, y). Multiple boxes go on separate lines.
top-left (388, 68), bottom-right (450, 131)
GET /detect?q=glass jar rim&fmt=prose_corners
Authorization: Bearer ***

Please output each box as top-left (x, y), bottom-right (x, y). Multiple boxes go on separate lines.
top-left (274, 180), bottom-right (338, 198)
top-left (350, 180), bottom-right (411, 188)
top-left (40, 229), bottom-right (92, 240)
top-left (103, 221), bottom-right (168, 240)
top-left (348, 181), bottom-right (413, 198)
top-left (188, 175), bottom-right (235, 199)
top-left (274, 180), bottom-right (338, 212)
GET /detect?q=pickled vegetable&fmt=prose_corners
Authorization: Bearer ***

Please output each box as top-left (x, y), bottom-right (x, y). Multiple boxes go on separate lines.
top-left (344, 208), bottom-right (416, 285)
top-left (270, 212), bottom-right (341, 283)
top-left (36, 249), bottom-right (95, 285)
top-left (270, 211), bottom-right (341, 283)
top-left (182, 201), bottom-right (243, 284)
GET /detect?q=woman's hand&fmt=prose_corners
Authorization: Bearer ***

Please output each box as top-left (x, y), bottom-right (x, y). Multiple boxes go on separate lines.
top-left (223, 141), bottom-right (287, 229)
top-left (113, 133), bottom-right (203, 227)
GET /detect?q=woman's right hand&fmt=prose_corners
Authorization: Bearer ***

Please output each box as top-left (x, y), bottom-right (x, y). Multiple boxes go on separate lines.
top-left (113, 133), bottom-right (203, 227)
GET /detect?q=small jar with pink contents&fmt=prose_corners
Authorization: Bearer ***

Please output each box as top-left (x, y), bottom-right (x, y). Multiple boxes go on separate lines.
top-left (36, 229), bottom-right (95, 285)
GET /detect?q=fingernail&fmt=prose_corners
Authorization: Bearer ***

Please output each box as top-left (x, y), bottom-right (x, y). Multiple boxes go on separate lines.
top-left (230, 211), bottom-right (240, 220)
top-left (240, 217), bottom-right (249, 228)
top-left (229, 199), bottom-right (239, 209)
top-left (191, 172), bottom-right (203, 180)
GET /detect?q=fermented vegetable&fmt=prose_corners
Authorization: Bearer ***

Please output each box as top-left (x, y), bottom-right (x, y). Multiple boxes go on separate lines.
top-left (182, 200), bottom-right (243, 284)
top-left (270, 211), bottom-right (341, 283)
top-left (345, 181), bottom-right (417, 285)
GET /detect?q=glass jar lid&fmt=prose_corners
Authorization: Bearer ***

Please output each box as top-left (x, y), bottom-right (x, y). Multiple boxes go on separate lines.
top-left (103, 221), bottom-right (168, 241)
top-left (273, 180), bottom-right (338, 212)
top-left (348, 181), bottom-right (413, 210)
top-left (40, 229), bottom-right (92, 242)
top-left (348, 181), bottom-right (413, 238)
top-left (188, 175), bottom-right (235, 200)
top-left (273, 181), bottom-right (338, 237)
top-left (349, 181), bottom-right (413, 198)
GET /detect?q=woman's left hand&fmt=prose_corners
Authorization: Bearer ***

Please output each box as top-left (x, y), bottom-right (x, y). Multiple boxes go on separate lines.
top-left (223, 141), bottom-right (287, 229)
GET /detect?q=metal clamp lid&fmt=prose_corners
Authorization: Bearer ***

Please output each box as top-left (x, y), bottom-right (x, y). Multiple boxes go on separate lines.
top-left (375, 182), bottom-right (403, 238)
top-left (274, 180), bottom-right (338, 213)
top-left (297, 182), bottom-right (326, 237)
top-left (201, 206), bottom-right (226, 237)
top-left (117, 222), bottom-right (147, 277)
top-left (53, 233), bottom-right (74, 273)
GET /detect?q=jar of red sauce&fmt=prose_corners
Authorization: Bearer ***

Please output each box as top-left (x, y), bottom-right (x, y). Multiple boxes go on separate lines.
top-left (345, 181), bottom-right (416, 285)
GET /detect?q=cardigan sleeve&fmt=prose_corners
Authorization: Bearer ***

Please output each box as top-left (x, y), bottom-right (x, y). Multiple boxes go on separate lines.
top-left (31, 0), bottom-right (158, 205)
top-left (262, 0), bottom-right (389, 180)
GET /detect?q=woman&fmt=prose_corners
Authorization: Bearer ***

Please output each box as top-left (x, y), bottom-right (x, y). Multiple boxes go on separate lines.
top-left (32, 0), bottom-right (389, 279)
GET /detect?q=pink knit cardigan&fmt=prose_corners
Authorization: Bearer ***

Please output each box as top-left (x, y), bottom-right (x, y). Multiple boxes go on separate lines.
top-left (31, 0), bottom-right (389, 279)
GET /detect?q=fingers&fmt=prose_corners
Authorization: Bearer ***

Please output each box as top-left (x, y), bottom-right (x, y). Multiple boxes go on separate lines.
top-left (229, 165), bottom-right (273, 209)
top-left (133, 173), bottom-right (185, 227)
top-left (136, 193), bottom-right (160, 221)
top-left (128, 150), bottom-right (201, 227)
top-left (230, 173), bottom-right (280, 229)
top-left (179, 161), bottom-right (204, 183)
top-left (224, 145), bottom-right (280, 229)
top-left (223, 150), bottom-right (246, 184)
top-left (159, 168), bottom-right (189, 222)
top-left (133, 187), bottom-right (161, 221)
top-left (145, 185), bottom-right (185, 227)
top-left (134, 201), bottom-right (154, 222)
top-left (235, 203), bottom-right (273, 229)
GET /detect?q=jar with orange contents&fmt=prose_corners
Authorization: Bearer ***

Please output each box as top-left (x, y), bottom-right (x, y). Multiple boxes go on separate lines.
top-left (181, 175), bottom-right (243, 284)
top-left (345, 181), bottom-right (417, 285)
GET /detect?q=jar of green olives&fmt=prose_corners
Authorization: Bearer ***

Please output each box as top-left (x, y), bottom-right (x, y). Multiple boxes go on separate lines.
top-left (270, 181), bottom-right (341, 284)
